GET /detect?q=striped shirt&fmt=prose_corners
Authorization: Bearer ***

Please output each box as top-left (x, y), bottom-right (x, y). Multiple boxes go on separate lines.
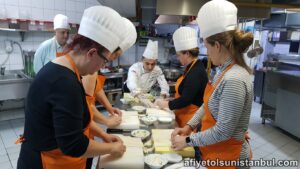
top-left (187, 58), bottom-right (253, 160)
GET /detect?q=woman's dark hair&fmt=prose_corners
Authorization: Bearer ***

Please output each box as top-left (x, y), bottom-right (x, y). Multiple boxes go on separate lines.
top-left (180, 47), bottom-right (199, 58)
top-left (64, 34), bottom-right (108, 56)
top-left (206, 30), bottom-right (253, 73)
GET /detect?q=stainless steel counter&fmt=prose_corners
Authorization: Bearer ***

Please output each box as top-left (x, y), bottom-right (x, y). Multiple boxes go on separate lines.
top-left (0, 70), bottom-right (32, 101)
top-left (261, 70), bottom-right (300, 138)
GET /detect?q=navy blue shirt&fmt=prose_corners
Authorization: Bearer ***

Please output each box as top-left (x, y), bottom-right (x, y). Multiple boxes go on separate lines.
top-left (23, 62), bottom-right (90, 157)
top-left (169, 59), bottom-right (208, 109)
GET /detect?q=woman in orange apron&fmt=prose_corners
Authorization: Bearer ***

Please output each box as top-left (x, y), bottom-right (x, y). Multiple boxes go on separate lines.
top-left (17, 6), bottom-right (127, 169)
top-left (155, 27), bottom-right (208, 128)
top-left (170, 1), bottom-right (254, 168)
top-left (83, 71), bottom-right (123, 169)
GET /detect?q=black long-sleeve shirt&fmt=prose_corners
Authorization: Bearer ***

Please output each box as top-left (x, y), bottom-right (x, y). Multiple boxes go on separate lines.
top-left (169, 59), bottom-right (208, 110)
top-left (22, 62), bottom-right (90, 157)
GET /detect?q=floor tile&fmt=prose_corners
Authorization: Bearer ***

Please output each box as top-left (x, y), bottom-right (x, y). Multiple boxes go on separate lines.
top-left (0, 154), bottom-right (10, 163)
top-left (0, 161), bottom-right (13, 169)
top-left (291, 151), bottom-right (300, 161)
top-left (278, 143), bottom-right (300, 156)
top-left (6, 145), bottom-right (20, 154)
top-left (0, 147), bottom-right (7, 156)
top-left (253, 149), bottom-right (272, 159)
top-left (11, 159), bottom-right (18, 169)
top-left (8, 152), bottom-right (19, 161)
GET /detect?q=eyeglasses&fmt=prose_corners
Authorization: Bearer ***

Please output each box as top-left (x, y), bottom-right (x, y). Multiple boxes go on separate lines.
top-left (97, 51), bottom-right (110, 64)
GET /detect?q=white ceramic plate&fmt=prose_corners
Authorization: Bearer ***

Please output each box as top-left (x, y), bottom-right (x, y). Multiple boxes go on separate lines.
top-left (141, 116), bottom-right (157, 125)
top-left (132, 105), bottom-right (146, 112)
top-left (131, 129), bottom-right (150, 140)
top-left (158, 117), bottom-right (172, 123)
top-left (144, 154), bottom-right (168, 169)
top-left (163, 153), bottom-right (182, 163)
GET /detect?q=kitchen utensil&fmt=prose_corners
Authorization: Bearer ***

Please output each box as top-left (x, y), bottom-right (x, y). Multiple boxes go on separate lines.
top-left (163, 68), bottom-right (182, 81)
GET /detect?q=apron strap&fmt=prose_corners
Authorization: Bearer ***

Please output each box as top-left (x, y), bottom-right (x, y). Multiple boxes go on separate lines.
top-left (65, 54), bottom-right (81, 81)
top-left (183, 59), bottom-right (198, 78)
top-left (212, 63), bottom-right (235, 88)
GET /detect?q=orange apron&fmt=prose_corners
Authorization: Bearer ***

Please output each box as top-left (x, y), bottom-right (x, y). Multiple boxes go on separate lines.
top-left (95, 74), bottom-right (106, 95)
top-left (86, 74), bottom-right (106, 122)
top-left (85, 74), bottom-right (106, 139)
top-left (40, 54), bottom-right (93, 169)
top-left (56, 52), bottom-right (65, 57)
top-left (174, 59), bottom-right (199, 128)
top-left (199, 64), bottom-right (251, 169)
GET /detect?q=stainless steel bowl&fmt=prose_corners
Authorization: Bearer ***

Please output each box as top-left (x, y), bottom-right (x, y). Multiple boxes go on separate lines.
top-left (163, 68), bottom-right (182, 81)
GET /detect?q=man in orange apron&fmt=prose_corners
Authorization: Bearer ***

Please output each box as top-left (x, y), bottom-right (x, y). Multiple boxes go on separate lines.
top-left (33, 14), bottom-right (70, 73)
top-left (155, 27), bottom-right (208, 128)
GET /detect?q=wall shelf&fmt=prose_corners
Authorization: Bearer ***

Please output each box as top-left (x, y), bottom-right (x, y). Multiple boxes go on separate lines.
top-left (0, 20), bottom-right (79, 41)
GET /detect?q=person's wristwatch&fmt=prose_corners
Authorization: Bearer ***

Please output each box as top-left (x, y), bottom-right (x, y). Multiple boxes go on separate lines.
top-left (185, 136), bottom-right (191, 144)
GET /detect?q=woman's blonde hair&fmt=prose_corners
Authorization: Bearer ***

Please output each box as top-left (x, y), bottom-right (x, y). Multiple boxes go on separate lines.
top-left (206, 30), bottom-right (253, 73)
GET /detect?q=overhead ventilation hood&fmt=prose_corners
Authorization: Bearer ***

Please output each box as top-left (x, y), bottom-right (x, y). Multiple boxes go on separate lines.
top-left (262, 13), bottom-right (300, 28)
top-left (157, 0), bottom-right (271, 19)
top-left (154, 15), bottom-right (197, 25)
top-left (97, 0), bottom-right (136, 18)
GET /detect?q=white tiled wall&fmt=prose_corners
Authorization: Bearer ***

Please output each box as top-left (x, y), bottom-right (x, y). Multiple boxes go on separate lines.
top-left (0, 0), bottom-right (100, 70)
top-left (0, 0), bottom-right (99, 23)
top-left (0, 31), bottom-right (54, 70)
top-left (0, 32), bottom-right (168, 70)
top-left (0, 0), bottom-right (168, 71)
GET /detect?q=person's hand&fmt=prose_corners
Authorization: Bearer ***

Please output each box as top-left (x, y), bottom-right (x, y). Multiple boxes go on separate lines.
top-left (108, 107), bottom-right (122, 117)
top-left (160, 94), bottom-right (167, 99)
top-left (110, 141), bottom-right (126, 157)
top-left (102, 133), bottom-right (123, 143)
top-left (106, 115), bottom-right (122, 128)
top-left (154, 98), bottom-right (169, 109)
top-left (107, 134), bottom-right (123, 143)
top-left (171, 125), bottom-right (192, 139)
top-left (139, 98), bottom-right (157, 108)
top-left (171, 135), bottom-right (188, 151)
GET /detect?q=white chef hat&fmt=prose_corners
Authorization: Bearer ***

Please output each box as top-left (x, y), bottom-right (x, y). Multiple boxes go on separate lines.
top-left (197, 0), bottom-right (237, 39)
top-left (173, 27), bottom-right (198, 52)
top-left (53, 14), bottom-right (70, 30)
top-left (78, 6), bottom-right (124, 53)
top-left (119, 18), bottom-right (137, 52)
top-left (143, 40), bottom-right (158, 60)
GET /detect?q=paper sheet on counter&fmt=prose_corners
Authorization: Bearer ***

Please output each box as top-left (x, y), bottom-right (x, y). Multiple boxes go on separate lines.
top-left (99, 135), bottom-right (144, 169)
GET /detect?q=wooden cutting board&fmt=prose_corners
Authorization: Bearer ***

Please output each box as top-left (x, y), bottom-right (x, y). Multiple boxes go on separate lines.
top-left (99, 135), bottom-right (144, 169)
top-left (152, 129), bottom-right (195, 157)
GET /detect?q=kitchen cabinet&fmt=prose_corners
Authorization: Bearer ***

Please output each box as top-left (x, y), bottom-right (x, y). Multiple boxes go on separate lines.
top-left (261, 70), bottom-right (300, 138)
